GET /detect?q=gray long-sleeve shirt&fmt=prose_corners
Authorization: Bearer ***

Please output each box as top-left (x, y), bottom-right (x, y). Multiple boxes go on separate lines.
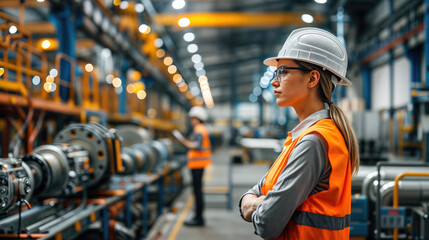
top-left (239, 108), bottom-right (332, 239)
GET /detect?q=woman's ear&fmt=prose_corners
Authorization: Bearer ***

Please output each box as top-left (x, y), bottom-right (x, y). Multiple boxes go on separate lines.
top-left (308, 70), bottom-right (320, 88)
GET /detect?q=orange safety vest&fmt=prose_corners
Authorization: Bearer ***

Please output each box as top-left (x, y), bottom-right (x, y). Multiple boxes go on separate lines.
top-left (187, 123), bottom-right (212, 169)
top-left (261, 119), bottom-right (351, 240)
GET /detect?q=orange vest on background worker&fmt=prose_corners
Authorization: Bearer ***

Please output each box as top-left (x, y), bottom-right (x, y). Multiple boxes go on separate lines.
top-left (261, 119), bottom-right (351, 239)
top-left (187, 123), bottom-right (212, 169)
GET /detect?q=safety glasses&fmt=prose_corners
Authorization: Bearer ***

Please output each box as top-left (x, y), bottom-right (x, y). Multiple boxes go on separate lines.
top-left (273, 66), bottom-right (310, 81)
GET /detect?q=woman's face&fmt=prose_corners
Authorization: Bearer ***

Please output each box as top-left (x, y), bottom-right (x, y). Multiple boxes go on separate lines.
top-left (271, 59), bottom-right (310, 107)
top-left (190, 117), bottom-right (200, 126)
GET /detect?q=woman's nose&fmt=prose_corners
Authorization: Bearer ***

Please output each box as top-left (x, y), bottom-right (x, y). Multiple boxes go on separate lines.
top-left (271, 78), bottom-right (279, 87)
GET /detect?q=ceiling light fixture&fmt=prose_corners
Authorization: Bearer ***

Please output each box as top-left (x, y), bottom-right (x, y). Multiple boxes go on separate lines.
top-left (183, 32), bottom-right (195, 42)
top-left (172, 0), bottom-right (186, 9)
top-left (178, 17), bottom-right (190, 27)
top-left (187, 44), bottom-right (198, 53)
top-left (163, 56), bottom-right (173, 66)
top-left (135, 3), bottom-right (144, 13)
top-left (154, 38), bottom-right (164, 48)
top-left (191, 54), bottom-right (202, 63)
top-left (138, 24), bottom-right (151, 34)
top-left (314, 0), bottom-right (327, 3)
top-left (8, 25), bottom-right (17, 34)
top-left (41, 40), bottom-right (51, 49)
top-left (119, 1), bottom-right (129, 10)
top-left (301, 14), bottom-right (314, 23)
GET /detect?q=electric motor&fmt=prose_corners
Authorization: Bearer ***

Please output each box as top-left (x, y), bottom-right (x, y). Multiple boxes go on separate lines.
top-left (53, 122), bottom-right (123, 188)
top-left (22, 144), bottom-right (90, 197)
top-left (0, 158), bottom-right (33, 214)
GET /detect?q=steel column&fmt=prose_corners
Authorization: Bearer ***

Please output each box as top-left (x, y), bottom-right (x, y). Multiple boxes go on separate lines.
top-left (425, 0), bottom-right (429, 88)
top-left (142, 184), bottom-right (149, 238)
top-left (49, 4), bottom-right (82, 103)
top-left (361, 66), bottom-right (372, 110)
top-left (158, 176), bottom-right (164, 216)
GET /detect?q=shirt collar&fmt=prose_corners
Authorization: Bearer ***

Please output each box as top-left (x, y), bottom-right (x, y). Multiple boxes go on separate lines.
top-left (290, 104), bottom-right (330, 141)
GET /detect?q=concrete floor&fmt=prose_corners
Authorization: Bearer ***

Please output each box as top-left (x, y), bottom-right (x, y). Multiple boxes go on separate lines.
top-left (146, 147), bottom-right (270, 240)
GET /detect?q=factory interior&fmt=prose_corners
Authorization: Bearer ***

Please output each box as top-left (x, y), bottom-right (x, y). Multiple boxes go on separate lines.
top-left (0, 0), bottom-right (428, 239)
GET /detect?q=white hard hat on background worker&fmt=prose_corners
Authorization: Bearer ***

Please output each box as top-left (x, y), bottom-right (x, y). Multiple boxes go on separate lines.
top-left (189, 106), bottom-right (208, 122)
top-left (263, 27), bottom-right (352, 86)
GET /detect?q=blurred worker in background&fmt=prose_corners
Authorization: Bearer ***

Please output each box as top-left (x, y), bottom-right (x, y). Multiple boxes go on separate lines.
top-left (239, 27), bottom-right (359, 239)
top-left (173, 106), bottom-right (211, 226)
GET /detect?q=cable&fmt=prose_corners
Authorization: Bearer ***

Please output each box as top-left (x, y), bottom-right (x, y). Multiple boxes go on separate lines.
top-left (17, 199), bottom-right (21, 240)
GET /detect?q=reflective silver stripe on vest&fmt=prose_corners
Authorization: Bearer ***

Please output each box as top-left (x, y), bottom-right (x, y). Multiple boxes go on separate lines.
top-left (292, 211), bottom-right (350, 230)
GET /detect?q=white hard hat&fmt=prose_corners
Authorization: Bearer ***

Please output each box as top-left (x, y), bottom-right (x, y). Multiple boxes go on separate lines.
top-left (189, 106), bottom-right (208, 122)
top-left (264, 27), bottom-right (351, 86)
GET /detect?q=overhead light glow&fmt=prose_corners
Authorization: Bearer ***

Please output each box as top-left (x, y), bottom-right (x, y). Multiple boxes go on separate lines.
top-left (253, 87), bottom-right (262, 96)
top-left (172, 0), bottom-right (186, 9)
top-left (138, 24), bottom-right (151, 34)
top-left (135, 3), bottom-right (144, 13)
top-left (8, 25), bottom-right (17, 34)
top-left (106, 74), bottom-right (114, 84)
top-left (36, 0), bottom-right (45, 2)
top-left (198, 76), bottom-right (207, 84)
top-left (46, 76), bottom-right (54, 83)
top-left (154, 38), bottom-right (164, 48)
top-left (50, 82), bottom-right (57, 92)
top-left (0, 68), bottom-right (4, 76)
top-left (32, 76), bottom-right (41, 85)
top-left (196, 69), bottom-right (206, 77)
top-left (156, 49), bottom-right (165, 58)
top-left (194, 62), bottom-right (204, 70)
top-left (137, 90), bottom-right (147, 99)
top-left (178, 17), bottom-right (190, 27)
top-left (163, 56), bottom-right (173, 66)
top-left (183, 32), bottom-right (195, 42)
top-left (112, 77), bottom-right (122, 87)
top-left (85, 63), bottom-right (94, 72)
top-left (314, 0), bottom-right (327, 3)
top-left (168, 65), bottom-right (177, 74)
top-left (101, 48), bottom-right (111, 58)
top-left (249, 93), bottom-right (257, 103)
top-left (187, 44), bottom-right (198, 53)
top-left (113, 0), bottom-right (120, 6)
top-left (115, 85), bottom-right (123, 94)
top-left (127, 84), bottom-right (136, 93)
top-left (41, 40), bottom-right (51, 49)
top-left (119, 1), bottom-right (129, 10)
top-left (43, 82), bottom-right (52, 92)
top-left (301, 14), bottom-right (314, 23)
top-left (260, 76), bottom-right (270, 88)
top-left (49, 68), bottom-right (58, 78)
top-left (148, 108), bottom-right (157, 118)
top-left (191, 54), bottom-right (201, 63)
top-left (173, 74), bottom-right (182, 83)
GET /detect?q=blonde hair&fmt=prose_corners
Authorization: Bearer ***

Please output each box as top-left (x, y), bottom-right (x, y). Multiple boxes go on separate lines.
top-left (296, 60), bottom-right (360, 176)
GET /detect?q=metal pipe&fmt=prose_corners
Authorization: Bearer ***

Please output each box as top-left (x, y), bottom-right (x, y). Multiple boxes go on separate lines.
top-left (361, 166), bottom-right (429, 200)
top-left (393, 172), bottom-right (429, 240)
top-left (375, 162), bottom-right (429, 240)
top-left (380, 180), bottom-right (429, 206)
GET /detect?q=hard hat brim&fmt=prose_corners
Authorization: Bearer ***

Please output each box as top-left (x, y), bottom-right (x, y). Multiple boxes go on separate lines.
top-left (263, 57), bottom-right (352, 86)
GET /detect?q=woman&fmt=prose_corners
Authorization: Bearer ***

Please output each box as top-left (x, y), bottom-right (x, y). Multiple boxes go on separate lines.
top-left (239, 27), bottom-right (359, 239)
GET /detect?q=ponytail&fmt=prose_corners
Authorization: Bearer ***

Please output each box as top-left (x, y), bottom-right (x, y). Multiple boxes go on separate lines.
top-left (329, 104), bottom-right (360, 176)
top-left (295, 60), bottom-right (360, 176)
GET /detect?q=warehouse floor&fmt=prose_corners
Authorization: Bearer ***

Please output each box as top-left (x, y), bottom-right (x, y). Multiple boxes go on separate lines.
top-left (146, 146), bottom-right (269, 240)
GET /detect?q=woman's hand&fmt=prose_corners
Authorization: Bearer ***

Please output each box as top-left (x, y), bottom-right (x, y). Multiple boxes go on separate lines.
top-left (241, 194), bottom-right (265, 222)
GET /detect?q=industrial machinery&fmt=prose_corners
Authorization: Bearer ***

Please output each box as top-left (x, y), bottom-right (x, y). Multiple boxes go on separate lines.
top-left (351, 163), bottom-right (429, 240)
top-left (0, 122), bottom-right (182, 239)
